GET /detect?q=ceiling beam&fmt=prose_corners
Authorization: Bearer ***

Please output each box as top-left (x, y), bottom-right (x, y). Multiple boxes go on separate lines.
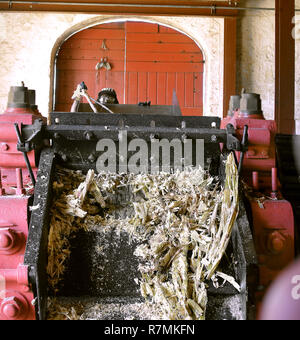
top-left (0, 1), bottom-right (239, 16)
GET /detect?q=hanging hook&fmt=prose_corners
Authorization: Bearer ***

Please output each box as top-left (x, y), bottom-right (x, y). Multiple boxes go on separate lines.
top-left (101, 39), bottom-right (108, 50)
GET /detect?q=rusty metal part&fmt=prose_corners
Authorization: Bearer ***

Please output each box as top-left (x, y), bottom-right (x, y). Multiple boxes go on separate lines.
top-left (239, 93), bottom-right (263, 119)
top-left (228, 95), bottom-right (241, 117)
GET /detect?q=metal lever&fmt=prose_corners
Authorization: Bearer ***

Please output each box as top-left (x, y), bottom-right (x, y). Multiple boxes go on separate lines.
top-left (238, 125), bottom-right (248, 175)
top-left (14, 123), bottom-right (36, 187)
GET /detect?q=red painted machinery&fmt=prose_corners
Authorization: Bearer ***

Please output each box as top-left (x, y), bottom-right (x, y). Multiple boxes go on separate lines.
top-left (221, 93), bottom-right (296, 311)
top-left (0, 84), bottom-right (44, 320)
top-left (0, 84), bottom-right (297, 320)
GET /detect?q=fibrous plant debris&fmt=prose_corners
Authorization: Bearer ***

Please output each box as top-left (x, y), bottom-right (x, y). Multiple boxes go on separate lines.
top-left (47, 152), bottom-right (240, 320)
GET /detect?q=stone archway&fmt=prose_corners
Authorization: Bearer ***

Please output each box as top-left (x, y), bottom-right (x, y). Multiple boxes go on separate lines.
top-left (53, 20), bottom-right (206, 116)
top-left (49, 16), bottom-right (224, 117)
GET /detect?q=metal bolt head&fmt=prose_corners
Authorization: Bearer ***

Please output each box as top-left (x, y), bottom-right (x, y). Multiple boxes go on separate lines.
top-left (0, 143), bottom-right (9, 152)
top-left (0, 232), bottom-right (13, 249)
top-left (267, 231), bottom-right (286, 254)
top-left (0, 296), bottom-right (22, 319)
top-left (211, 135), bottom-right (217, 143)
top-left (88, 154), bottom-right (96, 163)
top-left (85, 131), bottom-right (94, 140)
top-left (3, 302), bottom-right (19, 318)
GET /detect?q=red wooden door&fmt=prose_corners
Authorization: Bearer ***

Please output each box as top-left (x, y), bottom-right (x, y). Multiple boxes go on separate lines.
top-left (55, 22), bottom-right (204, 116)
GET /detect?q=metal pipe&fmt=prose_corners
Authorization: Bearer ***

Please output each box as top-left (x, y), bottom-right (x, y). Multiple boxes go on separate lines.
top-left (252, 171), bottom-right (259, 191)
top-left (16, 168), bottom-right (26, 195)
top-left (271, 167), bottom-right (278, 193)
top-left (14, 123), bottom-right (36, 187)
top-left (0, 1), bottom-right (280, 12)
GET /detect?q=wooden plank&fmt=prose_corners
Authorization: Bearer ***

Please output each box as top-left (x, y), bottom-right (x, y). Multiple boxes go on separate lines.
top-left (59, 49), bottom-right (203, 63)
top-left (0, 1), bottom-right (238, 16)
top-left (194, 72), bottom-right (203, 108)
top-left (59, 49), bottom-right (125, 61)
top-left (100, 71), bottom-right (125, 104)
top-left (185, 73), bottom-right (194, 107)
top-left (126, 61), bottom-right (203, 73)
top-left (138, 72), bottom-right (148, 103)
top-left (57, 59), bottom-right (125, 71)
top-left (73, 28), bottom-right (125, 40)
top-left (275, 0), bottom-right (295, 134)
top-left (96, 69), bottom-right (107, 92)
top-left (57, 73), bottom-right (125, 104)
top-left (56, 70), bottom-right (95, 97)
top-left (157, 73), bottom-right (167, 105)
top-left (126, 32), bottom-right (192, 43)
top-left (126, 41), bottom-right (201, 53)
top-left (126, 51), bottom-right (203, 63)
top-left (63, 39), bottom-right (125, 50)
top-left (159, 26), bottom-right (178, 34)
top-left (223, 17), bottom-right (237, 118)
top-left (176, 72), bottom-right (185, 110)
top-left (166, 73), bottom-right (176, 105)
top-left (127, 72), bottom-right (138, 104)
top-left (125, 22), bottom-right (158, 33)
top-left (147, 73), bottom-right (157, 105)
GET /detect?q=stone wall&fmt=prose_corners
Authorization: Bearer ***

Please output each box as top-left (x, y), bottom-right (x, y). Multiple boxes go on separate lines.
top-left (237, 0), bottom-right (275, 120)
top-left (0, 1), bottom-right (299, 134)
top-left (238, 0), bottom-right (300, 133)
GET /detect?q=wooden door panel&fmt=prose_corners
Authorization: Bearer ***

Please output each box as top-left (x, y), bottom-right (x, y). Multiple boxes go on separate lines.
top-left (126, 51), bottom-right (203, 63)
top-left (147, 72), bottom-right (157, 105)
top-left (55, 22), bottom-right (203, 116)
top-left (63, 38), bottom-right (125, 51)
top-left (137, 72), bottom-right (148, 103)
top-left (126, 22), bottom-right (158, 33)
top-left (194, 72), bottom-right (203, 108)
top-left (124, 22), bottom-right (203, 115)
top-left (166, 72), bottom-right (176, 105)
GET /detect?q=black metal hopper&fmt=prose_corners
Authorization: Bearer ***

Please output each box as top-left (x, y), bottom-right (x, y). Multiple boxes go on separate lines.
top-left (21, 108), bottom-right (257, 320)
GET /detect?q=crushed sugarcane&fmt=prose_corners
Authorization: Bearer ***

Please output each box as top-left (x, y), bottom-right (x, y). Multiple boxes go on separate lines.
top-left (47, 152), bottom-right (240, 320)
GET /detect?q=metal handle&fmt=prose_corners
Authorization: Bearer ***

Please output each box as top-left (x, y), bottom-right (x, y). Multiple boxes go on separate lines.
top-left (14, 123), bottom-right (36, 187)
top-left (238, 125), bottom-right (249, 175)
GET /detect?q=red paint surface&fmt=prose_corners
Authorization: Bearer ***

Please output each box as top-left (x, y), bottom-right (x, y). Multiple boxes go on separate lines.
top-left (55, 22), bottom-right (204, 116)
top-left (0, 108), bottom-right (37, 320)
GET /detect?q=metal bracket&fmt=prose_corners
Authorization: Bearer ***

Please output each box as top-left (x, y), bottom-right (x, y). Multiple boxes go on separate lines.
top-left (238, 125), bottom-right (249, 174)
top-left (226, 124), bottom-right (242, 152)
top-left (14, 120), bottom-right (45, 187)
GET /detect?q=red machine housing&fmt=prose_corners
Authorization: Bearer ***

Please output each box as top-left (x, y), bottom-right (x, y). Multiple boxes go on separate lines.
top-left (0, 84), bottom-right (296, 319)
top-left (221, 107), bottom-right (295, 310)
top-left (0, 86), bottom-right (41, 320)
